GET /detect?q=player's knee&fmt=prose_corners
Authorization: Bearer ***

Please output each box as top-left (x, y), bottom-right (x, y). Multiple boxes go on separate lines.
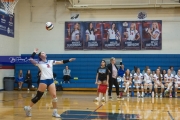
top-left (52, 97), bottom-right (58, 102)
top-left (52, 94), bottom-right (57, 98)
top-left (154, 84), bottom-right (157, 88)
top-left (144, 85), bottom-right (147, 89)
top-left (31, 91), bottom-right (44, 104)
top-left (161, 84), bottom-right (164, 88)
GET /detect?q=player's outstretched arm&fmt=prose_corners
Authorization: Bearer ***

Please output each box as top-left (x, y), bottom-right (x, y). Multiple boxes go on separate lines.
top-left (55, 58), bottom-right (76, 65)
top-left (29, 48), bottom-right (38, 66)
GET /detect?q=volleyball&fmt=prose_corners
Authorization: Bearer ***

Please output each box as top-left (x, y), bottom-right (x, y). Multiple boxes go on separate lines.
top-left (46, 22), bottom-right (54, 31)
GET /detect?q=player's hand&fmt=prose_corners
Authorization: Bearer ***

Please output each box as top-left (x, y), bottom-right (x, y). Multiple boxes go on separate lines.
top-left (34, 48), bottom-right (38, 53)
top-left (95, 81), bottom-right (98, 84)
top-left (148, 28), bottom-right (151, 33)
top-left (106, 82), bottom-right (109, 86)
top-left (69, 58), bottom-right (76, 62)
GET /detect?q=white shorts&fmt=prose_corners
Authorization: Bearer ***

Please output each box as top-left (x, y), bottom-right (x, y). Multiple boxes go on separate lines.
top-left (145, 82), bottom-right (152, 84)
top-left (134, 81), bottom-right (142, 84)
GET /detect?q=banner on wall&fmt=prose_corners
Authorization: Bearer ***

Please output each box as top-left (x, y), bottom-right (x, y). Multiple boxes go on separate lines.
top-left (83, 22), bottom-right (102, 50)
top-left (64, 20), bottom-right (162, 50)
top-left (102, 21), bottom-right (121, 50)
top-left (142, 20), bottom-right (162, 50)
top-left (121, 21), bottom-right (142, 50)
top-left (64, 22), bottom-right (83, 50)
top-left (0, 2), bottom-right (14, 38)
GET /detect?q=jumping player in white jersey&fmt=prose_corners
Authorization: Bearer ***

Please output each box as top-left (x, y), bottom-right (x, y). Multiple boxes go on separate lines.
top-left (164, 69), bottom-right (174, 97)
top-left (148, 22), bottom-right (160, 40)
top-left (124, 23), bottom-right (140, 41)
top-left (174, 69), bottom-right (180, 97)
top-left (134, 68), bottom-right (144, 97)
top-left (86, 22), bottom-right (97, 41)
top-left (107, 23), bottom-right (121, 42)
top-left (153, 68), bottom-right (164, 98)
top-left (24, 48), bottom-right (75, 118)
top-left (143, 69), bottom-right (153, 97)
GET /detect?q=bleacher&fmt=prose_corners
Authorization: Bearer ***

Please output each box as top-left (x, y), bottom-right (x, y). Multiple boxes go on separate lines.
top-left (14, 54), bottom-right (180, 90)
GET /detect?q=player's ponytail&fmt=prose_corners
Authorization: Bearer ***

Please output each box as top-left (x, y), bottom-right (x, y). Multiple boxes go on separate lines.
top-left (38, 52), bottom-right (42, 61)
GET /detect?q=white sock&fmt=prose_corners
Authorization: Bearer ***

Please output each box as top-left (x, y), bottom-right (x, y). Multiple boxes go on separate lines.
top-left (28, 106), bottom-right (32, 110)
top-left (53, 109), bottom-right (57, 112)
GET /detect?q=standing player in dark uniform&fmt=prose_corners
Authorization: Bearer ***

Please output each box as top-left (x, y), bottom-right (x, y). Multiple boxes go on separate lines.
top-left (95, 60), bottom-right (109, 101)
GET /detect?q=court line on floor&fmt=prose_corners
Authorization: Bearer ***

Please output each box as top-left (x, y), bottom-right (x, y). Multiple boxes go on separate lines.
top-left (83, 103), bottom-right (104, 120)
top-left (168, 111), bottom-right (174, 120)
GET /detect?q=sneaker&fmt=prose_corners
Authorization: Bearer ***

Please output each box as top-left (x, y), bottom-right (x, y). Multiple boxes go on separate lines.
top-left (164, 90), bottom-right (169, 97)
top-left (156, 93), bottom-right (158, 98)
top-left (52, 111), bottom-right (61, 118)
top-left (127, 93), bottom-right (130, 97)
top-left (169, 94), bottom-right (172, 98)
top-left (160, 93), bottom-right (162, 98)
top-left (102, 97), bottom-right (105, 102)
top-left (24, 106), bottom-right (31, 117)
top-left (95, 97), bottom-right (99, 101)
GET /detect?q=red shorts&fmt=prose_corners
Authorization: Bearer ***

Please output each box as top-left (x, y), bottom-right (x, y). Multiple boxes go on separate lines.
top-left (98, 84), bottom-right (107, 93)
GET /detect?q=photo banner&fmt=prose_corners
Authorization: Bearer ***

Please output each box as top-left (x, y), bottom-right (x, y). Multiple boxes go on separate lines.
top-left (83, 22), bottom-right (102, 50)
top-left (64, 20), bottom-right (162, 50)
top-left (102, 21), bottom-right (121, 50)
top-left (65, 22), bottom-right (83, 50)
top-left (0, 1), bottom-right (14, 38)
top-left (142, 20), bottom-right (162, 50)
top-left (121, 21), bottom-right (142, 50)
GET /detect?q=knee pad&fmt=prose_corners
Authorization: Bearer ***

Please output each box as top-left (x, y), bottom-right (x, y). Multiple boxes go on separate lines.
top-left (144, 85), bottom-right (147, 89)
top-left (52, 97), bottom-right (58, 102)
top-left (161, 84), bottom-right (164, 88)
top-left (31, 91), bottom-right (44, 104)
top-left (154, 84), bottom-right (157, 88)
top-left (175, 84), bottom-right (178, 88)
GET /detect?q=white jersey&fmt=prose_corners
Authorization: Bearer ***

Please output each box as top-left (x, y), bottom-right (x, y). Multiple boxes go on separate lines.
top-left (71, 30), bottom-right (79, 41)
top-left (107, 29), bottom-right (116, 39)
top-left (127, 28), bottom-right (138, 40)
top-left (134, 73), bottom-right (143, 83)
top-left (86, 30), bottom-right (95, 41)
top-left (174, 75), bottom-right (180, 83)
top-left (153, 74), bottom-right (162, 83)
top-left (151, 29), bottom-right (160, 40)
top-left (123, 73), bottom-right (132, 81)
top-left (36, 60), bottom-right (56, 80)
top-left (164, 74), bottom-right (174, 82)
top-left (144, 73), bottom-right (152, 83)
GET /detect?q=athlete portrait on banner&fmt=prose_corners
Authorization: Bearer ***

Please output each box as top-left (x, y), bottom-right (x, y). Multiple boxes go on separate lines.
top-left (142, 20), bottom-right (162, 50)
top-left (121, 21), bottom-right (142, 50)
top-left (65, 22), bottom-right (83, 50)
top-left (102, 22), bottom-right (121, 50)
top-left (83, 22), bottom-right (102, 50)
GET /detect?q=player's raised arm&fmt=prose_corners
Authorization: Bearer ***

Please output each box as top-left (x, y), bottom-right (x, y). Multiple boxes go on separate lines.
top-left (55, 58), bottom-right (76, 65)
top-left (29, 48), bottom-right (38, 66)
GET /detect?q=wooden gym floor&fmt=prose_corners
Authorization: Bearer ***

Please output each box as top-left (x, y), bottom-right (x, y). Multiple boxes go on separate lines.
top-left (0, 91), bottom-right (179, 120)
